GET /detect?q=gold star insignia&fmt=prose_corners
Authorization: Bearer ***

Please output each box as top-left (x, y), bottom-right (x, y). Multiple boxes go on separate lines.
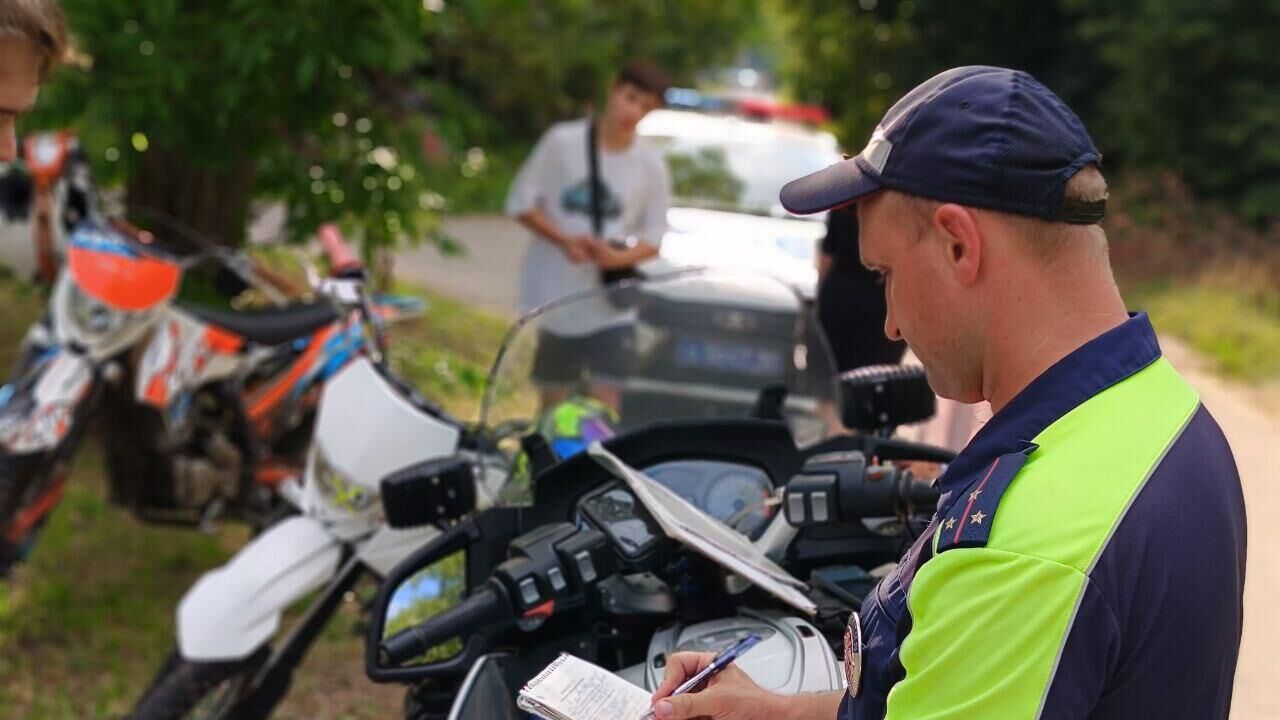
top-left (971, 511), bottom-right (987, 525)
top-left (968, 489), bottom-right (983, 501)
top-left (944, 517), bottom-right (956, 530)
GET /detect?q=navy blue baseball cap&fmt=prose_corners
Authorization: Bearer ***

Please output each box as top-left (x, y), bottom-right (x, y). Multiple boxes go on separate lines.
top-left (780, 66), bottom-right (1105, 224)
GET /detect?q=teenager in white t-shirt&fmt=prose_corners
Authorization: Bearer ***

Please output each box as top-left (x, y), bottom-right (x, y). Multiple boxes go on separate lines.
top-left (505, 60), bottom-right (672, 409)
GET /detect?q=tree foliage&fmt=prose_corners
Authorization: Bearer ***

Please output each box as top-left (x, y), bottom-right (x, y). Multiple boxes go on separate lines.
top-left (773, 0), bottom-right (1279, 222)
top-left (29, 0), bottom-right (763, 255)
top-left (32, 0), bottom-right (437, 250)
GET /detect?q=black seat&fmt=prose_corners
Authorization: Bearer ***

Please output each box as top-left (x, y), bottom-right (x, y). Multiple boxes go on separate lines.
top-left (178, 300), bottom-right (341, 346)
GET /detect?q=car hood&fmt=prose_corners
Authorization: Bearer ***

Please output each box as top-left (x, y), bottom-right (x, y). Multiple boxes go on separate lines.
top-left (645, 207), bottom-right (824, 300)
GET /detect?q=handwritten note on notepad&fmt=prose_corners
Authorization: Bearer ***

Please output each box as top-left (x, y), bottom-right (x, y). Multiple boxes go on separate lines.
top-left (517, 654), bottom-right (652, 720)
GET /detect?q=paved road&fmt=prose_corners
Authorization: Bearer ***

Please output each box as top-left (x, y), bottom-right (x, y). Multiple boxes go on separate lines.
top-left (405, 215), bottom-right (1280, 718)
top-left (400, 214), bottom-right (527, 317)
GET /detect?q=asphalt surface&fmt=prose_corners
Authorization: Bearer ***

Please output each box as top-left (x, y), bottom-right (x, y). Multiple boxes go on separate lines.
top-left (400, 214), bottom-right (527, 317)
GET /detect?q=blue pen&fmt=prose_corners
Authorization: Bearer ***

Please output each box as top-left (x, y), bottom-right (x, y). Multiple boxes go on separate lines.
top-left (643, 634), bottom-right (763, 720)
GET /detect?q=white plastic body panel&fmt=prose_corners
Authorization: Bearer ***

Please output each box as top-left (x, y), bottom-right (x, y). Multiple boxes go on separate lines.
top-left (627, 611), bottom-right (842, 694)
top-left (176, 516), bottom-right (341, 660)
top-left (134, 308), bottom-right (244, 409)
top-left (0, 351), bottom-right (94, 453)
top-left (300, 357), bottom-right (461, 526)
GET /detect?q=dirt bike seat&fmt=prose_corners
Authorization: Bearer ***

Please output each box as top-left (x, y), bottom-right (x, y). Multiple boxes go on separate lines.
top-left (177, 300), bottom-right (341, 346)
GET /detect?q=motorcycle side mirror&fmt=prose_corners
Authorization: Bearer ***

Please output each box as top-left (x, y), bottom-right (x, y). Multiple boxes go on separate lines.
top-left (377, 549), bottom-right (469, 667)
top-left (840, 364), bottom-right (935, 433)
top-left (380, 456), bottom-right (477, 529)
top-left (367, 509), bottom-right (525, 683)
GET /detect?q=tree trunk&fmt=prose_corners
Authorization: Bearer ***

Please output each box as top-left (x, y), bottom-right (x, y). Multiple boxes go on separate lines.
top-left (125, 147), bottom-right (257, 247)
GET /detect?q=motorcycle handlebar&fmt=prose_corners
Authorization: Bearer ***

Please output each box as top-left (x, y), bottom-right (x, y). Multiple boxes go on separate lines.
top-left (318, 223), bottom-right (364, 277)
top-left (379, 583), bottom-right (512, 667)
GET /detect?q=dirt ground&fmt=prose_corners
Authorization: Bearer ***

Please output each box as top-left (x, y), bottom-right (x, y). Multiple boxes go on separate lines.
top-left (1161, 338), bottom-right (1280, 719)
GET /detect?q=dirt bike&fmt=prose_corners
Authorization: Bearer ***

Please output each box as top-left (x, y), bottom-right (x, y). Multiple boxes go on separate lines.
top-left (0, 216), bottom-right (413, 574)
top-left (0, 130), bottom-right (95, 284)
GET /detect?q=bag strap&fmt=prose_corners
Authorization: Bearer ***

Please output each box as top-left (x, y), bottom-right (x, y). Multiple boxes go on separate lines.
top-left (587, 118), bottom-right (604, 237)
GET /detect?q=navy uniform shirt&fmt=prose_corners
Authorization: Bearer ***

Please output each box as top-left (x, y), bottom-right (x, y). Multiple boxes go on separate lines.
top-left (840, 314), bottom-right (1246, 719)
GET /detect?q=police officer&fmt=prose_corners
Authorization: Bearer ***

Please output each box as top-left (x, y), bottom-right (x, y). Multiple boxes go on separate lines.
top-left (649, 66), bottom-right (1246, 720)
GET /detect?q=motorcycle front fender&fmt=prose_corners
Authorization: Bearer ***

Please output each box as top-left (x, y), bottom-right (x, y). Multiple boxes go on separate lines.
top-left (177, 515), bottom-right (342, 661)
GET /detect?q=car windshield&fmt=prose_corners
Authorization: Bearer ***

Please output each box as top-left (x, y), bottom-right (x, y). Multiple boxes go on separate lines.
top-left (642, 116), bottom-right (841, 218)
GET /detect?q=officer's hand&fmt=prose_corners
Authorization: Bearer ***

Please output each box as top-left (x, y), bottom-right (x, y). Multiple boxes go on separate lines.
top-left (650, 652), bottom-right (781, 720)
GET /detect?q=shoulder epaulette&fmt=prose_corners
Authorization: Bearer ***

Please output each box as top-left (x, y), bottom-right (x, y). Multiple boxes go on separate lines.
top-left (936, 442), bottom-right (1038, 552)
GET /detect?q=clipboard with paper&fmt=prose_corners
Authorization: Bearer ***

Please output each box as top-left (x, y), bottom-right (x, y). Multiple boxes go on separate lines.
top-left (587, 442), bottom-right (817, 616)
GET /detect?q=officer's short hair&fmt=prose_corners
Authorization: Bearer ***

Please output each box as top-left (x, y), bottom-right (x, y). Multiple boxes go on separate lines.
top-left (893, 164), bottom-right (1110, 259)
top-left (0, 0), bottom-right (68, 79)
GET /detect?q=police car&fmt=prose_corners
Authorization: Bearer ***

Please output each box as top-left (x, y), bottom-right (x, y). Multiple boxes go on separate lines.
top-left (626, 104), bottom-right (843, 435)
top-left (637, 103), bottom-right (843, 300)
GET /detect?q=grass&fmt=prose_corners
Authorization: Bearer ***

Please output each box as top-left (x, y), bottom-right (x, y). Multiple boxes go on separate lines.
top-left (1127, 274), bottom-right (1280, 383)
top-left (386, 284), bottom-right (511, 424)
top-left (1107, 172), bottom-right (1280, 384)
top-left (0, 272), bottom-right (509, 718)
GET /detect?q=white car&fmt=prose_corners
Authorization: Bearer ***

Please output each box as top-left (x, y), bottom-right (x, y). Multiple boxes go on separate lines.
top-left (638, 109), bottom-right (843, 299)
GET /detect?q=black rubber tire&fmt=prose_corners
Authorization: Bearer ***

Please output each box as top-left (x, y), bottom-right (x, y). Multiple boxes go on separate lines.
top-left (0, 451), bottom-right (58, 576)
top-left (0, 454), bottom-right (27, 576)
top-left (128, 647), bottom-right (269, 720)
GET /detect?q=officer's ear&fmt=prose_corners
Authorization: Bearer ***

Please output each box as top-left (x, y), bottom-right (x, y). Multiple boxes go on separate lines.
top-left (930, 203), bottom-right (982, 287)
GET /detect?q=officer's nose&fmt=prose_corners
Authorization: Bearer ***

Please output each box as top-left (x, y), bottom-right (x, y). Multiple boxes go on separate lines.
top-left (884, 296), bottom-right (903, 342)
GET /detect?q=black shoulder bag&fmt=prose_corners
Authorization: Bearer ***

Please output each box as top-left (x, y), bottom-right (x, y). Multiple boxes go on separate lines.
top-left (588, 119), bottom-right (640, 288)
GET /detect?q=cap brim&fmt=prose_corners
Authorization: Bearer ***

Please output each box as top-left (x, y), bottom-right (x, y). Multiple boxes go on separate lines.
top-left (779, 157), bottom-right (883, 215)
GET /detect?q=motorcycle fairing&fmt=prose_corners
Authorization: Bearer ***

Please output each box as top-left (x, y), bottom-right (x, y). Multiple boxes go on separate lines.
top-left (135, 309), bottom-right (245, 414)
top-left (67, 225), bottom-right (180, 311)
top-left (301, 356), bottom-right (461, 525)
top-left (0, 349), bottom-right (94, 453)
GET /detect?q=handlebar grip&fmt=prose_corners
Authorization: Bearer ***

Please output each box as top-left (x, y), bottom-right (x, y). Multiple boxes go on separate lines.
top-left (379, 584), bottom-right (511, 667)
top-left (318, 223), bottom-right (364, 276)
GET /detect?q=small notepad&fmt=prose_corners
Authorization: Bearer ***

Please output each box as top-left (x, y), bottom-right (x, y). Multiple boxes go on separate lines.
top-left (517, 653), bottom-right (652, 720)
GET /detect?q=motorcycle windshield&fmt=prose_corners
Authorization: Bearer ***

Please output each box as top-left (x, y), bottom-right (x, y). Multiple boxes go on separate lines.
top-left (479, 269), bottom-right (837, 498)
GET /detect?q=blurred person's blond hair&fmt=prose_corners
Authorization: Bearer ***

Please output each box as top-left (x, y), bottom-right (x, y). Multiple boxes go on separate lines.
top-left (0, 0), bottom-right (67, 79)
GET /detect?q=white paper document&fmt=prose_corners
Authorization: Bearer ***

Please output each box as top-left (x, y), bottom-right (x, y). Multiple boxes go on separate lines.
top-left (517, 653), bottom-right (652, 720)
top-left (587, 443), bottom-right (817, 615)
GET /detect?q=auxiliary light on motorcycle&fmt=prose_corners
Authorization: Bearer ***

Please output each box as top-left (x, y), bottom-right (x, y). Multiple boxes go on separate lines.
top-left (312, 445), bottom-right (375, 512)
top-left (67, 283), bottom-right (128, 336)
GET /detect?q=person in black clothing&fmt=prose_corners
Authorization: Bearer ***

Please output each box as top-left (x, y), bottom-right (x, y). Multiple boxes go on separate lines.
top-left (817, 206), bottom-right (906, 372)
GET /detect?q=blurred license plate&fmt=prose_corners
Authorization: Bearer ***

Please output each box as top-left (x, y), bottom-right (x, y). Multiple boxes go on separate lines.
top-left (674, 338), bottom-right (784, 377)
